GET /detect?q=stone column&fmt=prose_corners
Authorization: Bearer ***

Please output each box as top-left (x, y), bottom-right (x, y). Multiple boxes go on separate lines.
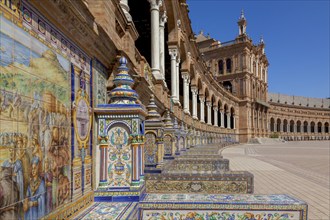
top-left (233, 115), bottom-right (236, 129)
top-left (120, 0), bottom-right (132, 21)
top-left (226, 112), bottom-right (231, 129)
top-left (169, 48), bottom-right (178, 101)
top-left (199, 95), bottom-right (205, 123)
top-left (206, 101), bottom-right (212, 125)
top-left (149, 0), bottom-right (162, 80)
top-left (159, 11), bottom-right (167, 79)
top-left (220, 110), bottom-right (225, 128)
top-left (191, 86), bottom-right (198, 120)
top-left (182, 72), bottom-right (190, 114)
top-left (176, 58), bottom-right (180, 103)
top-left (213, 107), bottom-right (218, 126)
top-left (274, 123), bottom-right (277, 132)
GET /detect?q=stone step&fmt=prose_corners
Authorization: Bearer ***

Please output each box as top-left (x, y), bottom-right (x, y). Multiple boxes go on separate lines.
top-left (145, 171), bottom-right (254, 194)
top-left (140, 193), bottom-right (308, 220)
top-left (162, 158), bottom-right (230, 174)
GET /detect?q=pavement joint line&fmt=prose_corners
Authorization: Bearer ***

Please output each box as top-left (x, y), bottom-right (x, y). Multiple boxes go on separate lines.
top-left (222, 141), bottom-right (330, 219)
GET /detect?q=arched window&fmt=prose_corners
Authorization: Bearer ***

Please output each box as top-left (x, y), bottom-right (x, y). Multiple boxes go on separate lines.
top-left (297, 121), bottom-right (301, 133)
top-left (253, 61), bottom-right (256, 75)
top-left (218, 60), bottom-right (224, 75)
top-left (223, 81), bottom-right (232, 93)
top-left (224, 104), bottom-right (228, 128)
top-left (310, 121), bottom-right (315, 133)
top-left (325, 122), bottom-right (329, 133)
top-left (290, 120), bottom-right (294, 132)
top-left (303, 121), bottom-right (308, 133)
top-left (230, 107), bottom-right (235, 129)
top-left (317, 122), bottom-right (322, 133)
top-left (283, 119), bottom-right (288, 132)
top-left (270, 118), bottom-right (275, 132)
top-left (277, 119), bottom-right (281, 132)
top-left (226, 58), bottom-right (232, 73)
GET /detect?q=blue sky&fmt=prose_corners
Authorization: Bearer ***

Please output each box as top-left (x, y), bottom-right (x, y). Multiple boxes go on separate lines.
top-left (188, 0), bottom-right (329, 98)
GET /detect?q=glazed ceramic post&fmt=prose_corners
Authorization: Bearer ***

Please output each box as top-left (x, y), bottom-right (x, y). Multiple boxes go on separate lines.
top-left (98, 141), bottom-right (108, 186)
top-left (131, 142), bottom-right (140, 185)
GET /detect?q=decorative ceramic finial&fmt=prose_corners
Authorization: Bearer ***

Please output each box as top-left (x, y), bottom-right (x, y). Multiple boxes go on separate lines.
top-left (146, 94), bottom-right (161, 120)
top-left (108, 56), bottom-right (138, 104)
top-left (163, 109), bottom-right (173, 128)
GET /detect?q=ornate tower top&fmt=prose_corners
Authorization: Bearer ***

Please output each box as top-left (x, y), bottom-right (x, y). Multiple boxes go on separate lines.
top-left (239, 9), bottom-right (245, 20)
top-left (108, 56), bottom-right (139, 104)
top-left (238, 9), bottom-right (247, 35)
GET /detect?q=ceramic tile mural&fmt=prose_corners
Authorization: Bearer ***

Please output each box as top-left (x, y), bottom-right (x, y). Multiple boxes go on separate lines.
top-left (0, 12), bottom-right (71, 220)
top-left (107, 126), bottom-right (131, 187)
top-left (145, 132), bottom-right (157, 165)
top-left (141, 210), bottom-right (300, 220)
top-left (0, 1), bottom-right (92, 219)
top-left (92, 59), bottom-right (108, 106)
top-left (163, 135), bottom-right (172, 155)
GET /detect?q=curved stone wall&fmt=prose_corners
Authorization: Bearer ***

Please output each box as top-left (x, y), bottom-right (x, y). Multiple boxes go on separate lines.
top-left (268, 95), bottom-right (330, 141)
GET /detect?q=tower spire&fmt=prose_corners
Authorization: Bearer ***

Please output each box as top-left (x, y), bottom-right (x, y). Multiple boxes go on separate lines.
top-left (240, 9), bottom-right (245, 20)
top-left (237, 10), bottom-right (247, 35)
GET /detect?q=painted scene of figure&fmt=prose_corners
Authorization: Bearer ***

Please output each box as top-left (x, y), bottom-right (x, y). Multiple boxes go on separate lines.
top-left (0, 14), bottom-right (71, 219)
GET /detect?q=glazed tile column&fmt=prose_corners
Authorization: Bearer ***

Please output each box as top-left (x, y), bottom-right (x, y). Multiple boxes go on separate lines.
top-left (148, 0), bottom-right (162, 80)
top-left (199, 95), bottom-right (205, 123)
top-left (182, 72), bottom-right (190, 114)
top-left (159, 11), bottom-right (167, 79)
top-left (220, 109), bottom-right (225, 128)
top-left (206, 101), bottom-right (212, 125)
top-left (97, 139), bottom-right (108, 185)
top-left (226, 111), bottom-right (231, 129)
top-left (191, 86), bottom-right (198, 120)
top-left (176, 58), bottom-right (180, 104)
top-left (169, 48), bottom-right (178, 101)
top-left (213, 107), bottom-right (218, 126)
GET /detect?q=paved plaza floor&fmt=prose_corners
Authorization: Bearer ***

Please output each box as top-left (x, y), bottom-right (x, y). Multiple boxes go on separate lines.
top-left (222, 141), bottom-right (330, 220)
